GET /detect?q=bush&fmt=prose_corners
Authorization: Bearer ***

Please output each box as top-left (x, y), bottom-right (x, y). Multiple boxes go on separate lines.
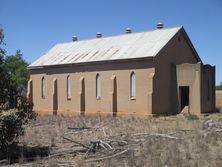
top-left (0, 96), bottom-right (37, 152)
top-left (214, 107), bottom-right (221, 113)
top-left (186, 114), bottom-right (199, 120)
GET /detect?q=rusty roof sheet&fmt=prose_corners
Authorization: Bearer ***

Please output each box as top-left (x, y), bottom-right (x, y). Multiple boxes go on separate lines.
top-left (29, 26), bottom-right (182, 67)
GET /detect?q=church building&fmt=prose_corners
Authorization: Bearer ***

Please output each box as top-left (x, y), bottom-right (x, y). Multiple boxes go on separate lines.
top-left (27, 23), bottom-right (215, 116)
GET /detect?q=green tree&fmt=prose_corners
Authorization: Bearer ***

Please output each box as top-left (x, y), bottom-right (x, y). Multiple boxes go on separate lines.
top-left (0, 26), bottom-right (9, 106)
top-left (0, 26), bottom-right (36, 153)
top-left (0, 25), bottom-right (5, 57)
top-left (3, 50), bottom-right (30, 108)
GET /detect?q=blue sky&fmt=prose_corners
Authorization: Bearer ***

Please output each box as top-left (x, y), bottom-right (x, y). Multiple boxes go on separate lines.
top-left (0, 0), bottom-right (221, 84)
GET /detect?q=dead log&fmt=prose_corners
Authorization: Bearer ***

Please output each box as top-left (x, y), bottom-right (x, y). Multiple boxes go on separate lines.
top-left (62, 137), bottom-right (106, 155)
top-left (110, 140), bottom-right (128, 146)
top-left (85, 147), bottom-right (129, 162)
top-left (148, 133), bottom-right (179, 139)
top-left (0, 159), bottom-right (7, 164)
top-left (63, 137), bottom-right (91, 149)
top-left (67, 127), bottom-right (91, 130)
top-left (50, 147), bottom-right (87, 156)
top-left (132, 133), bottom-right (179, 139)
top-left (99, 140), bottom-right (113, 150)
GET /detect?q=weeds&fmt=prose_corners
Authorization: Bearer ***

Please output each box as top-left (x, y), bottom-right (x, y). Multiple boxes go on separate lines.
top-left (186, 114), bottom-right (199, 120)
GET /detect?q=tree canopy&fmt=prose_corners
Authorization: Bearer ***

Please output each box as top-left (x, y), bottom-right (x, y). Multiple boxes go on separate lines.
top-left (0, 26), bottom-right (36, 152)
top-left (3, 50), bottom-right (30, 107)
top-left (0, 26), bottom-right (30, 108)
top-left (0, 26), bottom-right (5, 57)
top-left (0, 26), bottom-right (8, 105)
top-left (4, 50), bottom-right (29, 87)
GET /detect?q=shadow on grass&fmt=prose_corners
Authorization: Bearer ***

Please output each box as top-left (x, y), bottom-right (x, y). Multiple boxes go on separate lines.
top-left (0, 144), bottom-right (50, 164)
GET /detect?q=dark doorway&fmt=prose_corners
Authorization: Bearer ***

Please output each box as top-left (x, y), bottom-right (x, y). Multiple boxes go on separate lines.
top-left (179, 86), bottom-right (189, 111)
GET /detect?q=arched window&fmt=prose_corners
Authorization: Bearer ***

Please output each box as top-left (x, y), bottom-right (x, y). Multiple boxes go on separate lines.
top-left (67, 75), bottom-right (71, 99)
top-left (41, 77), bottom-right (45, 98)
top-left (130, 72), bottom-right (136, 98)
top-left (96, 74), bottom-right (101, 99)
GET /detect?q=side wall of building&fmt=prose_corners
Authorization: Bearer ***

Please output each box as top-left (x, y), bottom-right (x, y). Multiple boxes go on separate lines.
top-left (201, 65), bottom-right (215, 113)
top-left (30, 60), bottom-right (155, 116)
top-left (153, 30), bottom-right (199, 115)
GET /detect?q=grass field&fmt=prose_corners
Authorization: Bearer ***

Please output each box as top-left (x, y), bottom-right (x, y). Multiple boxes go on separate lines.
top-left (1, 109), bottom-right (222, 167)
top-left (216, 90), bottom-right (222, 108)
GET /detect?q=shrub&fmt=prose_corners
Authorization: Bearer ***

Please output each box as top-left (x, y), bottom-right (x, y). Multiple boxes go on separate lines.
top-left (186, 114), bottom-right (199, 120)
top-left (0, 96), bottom-right (37, 153)
top-left (214, 107), bottom-right (221, 113)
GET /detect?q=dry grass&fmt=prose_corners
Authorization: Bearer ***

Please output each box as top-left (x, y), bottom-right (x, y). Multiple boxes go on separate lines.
top-left (216, 90), bottom-right (222, 108)
top-left (1, 112), bottom-right (222, 167)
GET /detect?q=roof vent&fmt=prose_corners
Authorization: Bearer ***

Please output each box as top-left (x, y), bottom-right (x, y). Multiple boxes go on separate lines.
top-left (156, 22), bottom-right (164, 29)
top-left (96, 32), bottom-right (102, 38)
top-left (125, 27), bottom-right (132, 34)
top-left (72, 35), bottom-right (78, 42)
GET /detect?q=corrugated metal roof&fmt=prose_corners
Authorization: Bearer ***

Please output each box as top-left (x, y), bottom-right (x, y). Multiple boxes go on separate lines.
top-left (29, 26), bottom-right (182, 68)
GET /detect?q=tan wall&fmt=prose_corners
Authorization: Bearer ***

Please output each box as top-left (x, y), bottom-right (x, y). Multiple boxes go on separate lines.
top-left (30, 60), bottom-right (155, 116)
top-left (153, 30), bottom-right (198, 114)
top-left (176, 63), bottom-right (202, 114)
top-left (216, 90), bottom-right (222, 108)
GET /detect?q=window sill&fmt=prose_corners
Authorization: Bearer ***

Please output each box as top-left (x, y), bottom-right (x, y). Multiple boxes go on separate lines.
top-left (130, 97), bottom-right (136, 100)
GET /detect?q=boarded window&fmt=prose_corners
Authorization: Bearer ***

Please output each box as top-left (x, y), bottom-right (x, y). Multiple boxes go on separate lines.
top-left (96, 74), bottom-right (101, 99)
top-left (41, 77), bottom-right (45, 98)
top-left (130, 72), bottom-right (136, 98)
top-left (67, 75), bottom-right (71, 99)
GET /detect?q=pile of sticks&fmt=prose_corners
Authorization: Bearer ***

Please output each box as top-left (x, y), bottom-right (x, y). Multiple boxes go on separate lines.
top-left (50, 134), bottom-right (129, 162)
top-left (49, 126), bottom-right (181, 162)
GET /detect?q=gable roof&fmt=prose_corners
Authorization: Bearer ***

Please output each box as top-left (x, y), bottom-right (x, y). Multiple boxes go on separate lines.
top-left (29, 26), bottom-right (183, 68)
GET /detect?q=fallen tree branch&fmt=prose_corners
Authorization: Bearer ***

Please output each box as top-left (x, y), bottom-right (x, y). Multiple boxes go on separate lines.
top-left (50, 147), bottom-right (86, 156)
top-left (110, 140), bottom-right (128, 146)
top-left (99, 140), bottom-right (113, 150)
top-left (132, 133), bottom-right (179, 139)
top-left (67, 127), bottom-right (91, 130)
top-left (0, 159), bottom-right (7, 164)
top-left (85, 147), bottom-right (129, 162)
top-left (57, 160), bottom-right (77, 164)
top-left (148, 133), bottom-right (179, 139)
top-left (62, 137), bottom-right (107, 155)
top-left (65, 131), bottom-right (93, 135)
top-left (63, 137), bottom-right (92, 150)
